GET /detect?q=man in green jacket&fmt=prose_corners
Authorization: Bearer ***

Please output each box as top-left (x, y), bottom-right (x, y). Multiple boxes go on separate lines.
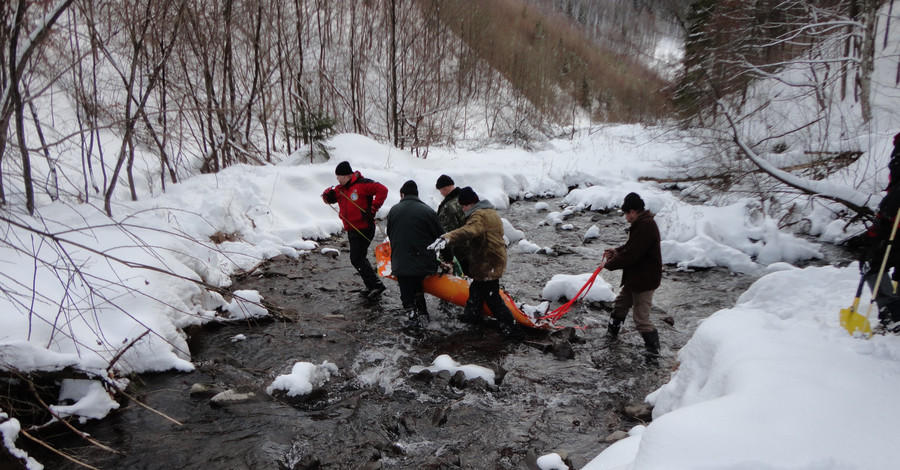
top-left (600, 192), bottom-right (663, 357)
top-left (435, 174), bottom-right (469, 275)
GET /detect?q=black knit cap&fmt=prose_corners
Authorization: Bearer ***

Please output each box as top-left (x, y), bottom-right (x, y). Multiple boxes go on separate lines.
top-left (400, 180), bottom-right (418, 196)
top-left (335, 161), bottom-right (353, 175)
top-left (621, 192), bottom-right (645, 212)
top-left (458, 186), bottom-right (479, 206)
top-left (435, 174), bottom-right (454, 189)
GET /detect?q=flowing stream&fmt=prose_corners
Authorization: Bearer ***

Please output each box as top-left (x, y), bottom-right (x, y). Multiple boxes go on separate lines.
top-left (32, 197), bottom-right (853, 469)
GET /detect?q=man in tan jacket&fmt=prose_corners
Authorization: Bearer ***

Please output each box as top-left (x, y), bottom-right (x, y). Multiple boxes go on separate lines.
top-left (430, 187), bottom-right (520, 341)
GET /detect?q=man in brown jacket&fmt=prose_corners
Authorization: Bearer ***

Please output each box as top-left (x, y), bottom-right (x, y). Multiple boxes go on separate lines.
top-left (429, 187), bottom-right (520, 341)
top-left (600, 192), bottom-right (663, 356)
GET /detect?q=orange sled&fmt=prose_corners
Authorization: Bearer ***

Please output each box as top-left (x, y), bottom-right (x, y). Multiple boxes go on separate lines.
top-left (375, 242), bottom-right (544, 329)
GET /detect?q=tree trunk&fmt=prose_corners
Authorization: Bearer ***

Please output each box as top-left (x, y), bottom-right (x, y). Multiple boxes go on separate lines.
top-left (857, 0), bottom-right (878, 123)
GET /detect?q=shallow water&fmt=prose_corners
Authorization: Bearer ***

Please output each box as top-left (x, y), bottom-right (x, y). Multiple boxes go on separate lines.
top-left (31, 197), bottom-right (852, 469)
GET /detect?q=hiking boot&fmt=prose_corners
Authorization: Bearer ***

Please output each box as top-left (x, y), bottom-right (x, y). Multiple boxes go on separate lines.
top-left (607, 318), bottom-right (623, 338)
top-left (498, 321), bottom-right (523, 343)
top-left (641, 330), bottom-right (661, 357)
top-left (366, 284), bottom-right (386, 300)
top-left (887, 299), bottom-right (900, 323)
top-left (458, 308), bottom-right (481, 324)
top-left (887, 321), bottom-right (900, 334)
top-left (879, 306), bottom-right (892, 323)
top-left (403, 308), bottom-right (428, 333)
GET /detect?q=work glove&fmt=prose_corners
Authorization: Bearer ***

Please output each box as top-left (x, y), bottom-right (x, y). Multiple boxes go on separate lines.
top-left (321, 188), bottom-right (336, 204)
top-left (428, 236), bottom-right (448, 252)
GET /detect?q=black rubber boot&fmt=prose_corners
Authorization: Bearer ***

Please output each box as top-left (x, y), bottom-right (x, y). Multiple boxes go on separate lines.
top-left (459, 291), bottom-right (484, 324)
top-left (498, 320), bottom-right (523, 343)
top-left (414, 292), bottom-right (429, 318)
top-left (641, 330), bottom-right (660, 357)
top-left (366, 283), bottom-right (386, 300)
top-left (607, 317), bottom-right (623, 338)
top-left (888, 299), bottom-right (900, 323)
top-left (403, 307), bottom-right (427, 335)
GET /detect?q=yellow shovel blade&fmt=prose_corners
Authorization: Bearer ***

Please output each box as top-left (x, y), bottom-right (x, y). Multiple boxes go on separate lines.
top-left (840, 307), bottom-right (872, 336)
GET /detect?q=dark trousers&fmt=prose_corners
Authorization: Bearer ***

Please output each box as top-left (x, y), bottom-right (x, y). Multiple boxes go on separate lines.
top-left (465, 279), bottom-right (515, 326)
top-left (397, 275), bottom-right (428, 315)
top-left (348, 226), bottom-right (382, 290)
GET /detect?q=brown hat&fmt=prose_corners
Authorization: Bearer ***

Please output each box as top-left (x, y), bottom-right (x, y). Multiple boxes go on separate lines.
top-left (435, 174), bottom-right (454, 189)
top-left (335, 161), bottom-right (352, 175)
top-left (458, 186), bottom-right (479, 206)
top-left (621, 192), bottom-right (645, 212)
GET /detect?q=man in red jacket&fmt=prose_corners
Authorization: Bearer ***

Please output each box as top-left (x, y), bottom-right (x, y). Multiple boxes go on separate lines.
top-left (600, 192), bottom-right (663, 357)
top-left (321, 161), bottom-right (388, 299)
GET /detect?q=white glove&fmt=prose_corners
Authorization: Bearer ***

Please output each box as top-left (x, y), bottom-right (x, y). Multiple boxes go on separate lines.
top-left (428, 237), bottom-right (448, 252)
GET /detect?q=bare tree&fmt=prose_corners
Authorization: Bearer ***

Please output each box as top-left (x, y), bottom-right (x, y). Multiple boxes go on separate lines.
top-left (0, 0), bottom-right (75, 213)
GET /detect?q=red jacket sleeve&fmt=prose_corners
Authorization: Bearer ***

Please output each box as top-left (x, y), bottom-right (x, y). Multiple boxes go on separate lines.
top-left (367, 181), bottom-right (388, 212)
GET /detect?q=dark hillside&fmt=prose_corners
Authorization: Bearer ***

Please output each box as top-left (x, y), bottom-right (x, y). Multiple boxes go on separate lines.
top-left (425, 0), bottom-right (671, 123)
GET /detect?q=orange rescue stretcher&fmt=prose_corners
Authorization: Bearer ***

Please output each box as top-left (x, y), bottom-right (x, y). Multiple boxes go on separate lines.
top-left (375, 242), bottom-right (545, 329)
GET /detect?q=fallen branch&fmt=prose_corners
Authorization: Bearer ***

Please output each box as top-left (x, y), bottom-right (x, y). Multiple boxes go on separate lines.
top-left (18, 428), bottom-right (101, 470)
top-left (117, 389), bottom-right (183, 426)
top-left (639, 150), bottom-right (863, 185)
top-left (27, 379), bottom-right (121, 455)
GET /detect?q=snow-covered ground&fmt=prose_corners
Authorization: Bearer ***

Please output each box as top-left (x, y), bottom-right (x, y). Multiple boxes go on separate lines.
top-left (2, 126), bottom-right (897, 469)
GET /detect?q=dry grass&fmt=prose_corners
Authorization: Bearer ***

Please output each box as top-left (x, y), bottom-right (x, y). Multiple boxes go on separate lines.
top-left (422, 0), bottom-right (670, 123)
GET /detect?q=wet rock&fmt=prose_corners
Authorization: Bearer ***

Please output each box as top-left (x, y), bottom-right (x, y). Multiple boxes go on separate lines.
top-left (399, 415), bottom-right (416, 434)
top-left (210, 388), bottom-right (256, 406)
top-left (189, 383), bottom-right (224, 399)
top-left (551, 326), bottom-right (582, 343)
top-left (288, 457), bottom-right (321, 470)
top-left (411, 369), bottom-right (434, 382)
top-left (552, 244), bottom-right (576, 255)
top-left (435, 369), bottom-right (453, 382)
top-left (551, 340), bottom-right (575, 360)
top-left (604, 430), bottom-right (629, 443)
top-left (524, 449), bottom-right (541, 470)
top-left (495, 366), bottom-right (508, 385)
top-left (624, 402), bottom-right (653, 421)
top-left (466, 376), bottom-right (490, 391)
top-left (359, 462), bottom-right (382, 470)
top-left (432, 406), bottom-right (449, 427)
top-left (662, 315), bottom-right (675, 326)
top-left (449, 370), bottom-right (468, 389)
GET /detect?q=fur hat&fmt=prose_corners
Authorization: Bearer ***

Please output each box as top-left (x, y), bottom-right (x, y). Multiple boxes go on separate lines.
top-left (400, 180), bottom-right (418, 196)
top-left (458, 186), bottom-right (479, 206)
top-left (621, 192), bottom-right (645, 212)
top-left (335, 161), bottom-right (353, 176)
top-left (435, 174), bottom-right (454, 189)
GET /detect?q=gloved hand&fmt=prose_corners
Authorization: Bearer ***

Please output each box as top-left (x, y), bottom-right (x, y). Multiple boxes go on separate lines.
top-left (321, 188), bottom-right (336, 204)
top-left (428, 236), bottom-right (448, 252)
top-left (439, 261), bottom-right (454, 274)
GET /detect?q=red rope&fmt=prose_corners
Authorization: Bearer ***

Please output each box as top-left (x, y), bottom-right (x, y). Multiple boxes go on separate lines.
top-left (539, 264), bottom-right (604, 324)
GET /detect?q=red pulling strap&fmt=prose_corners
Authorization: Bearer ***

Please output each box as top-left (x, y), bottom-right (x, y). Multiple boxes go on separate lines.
top-left (539, 264), bottom-right (604, 324)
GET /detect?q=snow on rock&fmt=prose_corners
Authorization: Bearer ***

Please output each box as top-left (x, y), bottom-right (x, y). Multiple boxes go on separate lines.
top-left (267, 361), bottom-right (338, 397)
top-left (409, 354), bottom-right (496, 385)
top-left (502, 218), bottom-right (526, 243)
